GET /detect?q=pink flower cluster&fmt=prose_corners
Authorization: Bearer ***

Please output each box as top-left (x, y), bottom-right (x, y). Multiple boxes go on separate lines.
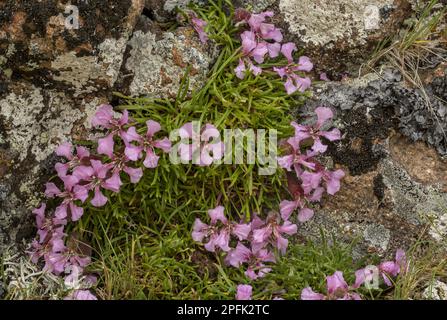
top-left (30, 104), bottom-right (172, 300)
top-left (302, 249), bottom-right (408, 300)
top-left (192, 108), bottom-right (345, 300)
top-left (301, 271), bottom-right (362, 301)
top-left (190, 12), bottom-right (209, 44)
top-left (233, 10), bottom-right (313, 95)
top-left (192, 207), bottom-right (297, 281)
top-left (278, 107), bottom-right (344, 224)
top-left (178, 122), bottom-right (225, 166)
top-left (354, 249), bottom-right (408, 288)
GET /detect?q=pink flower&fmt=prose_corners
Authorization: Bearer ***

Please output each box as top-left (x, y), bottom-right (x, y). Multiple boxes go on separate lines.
top-left (247, 11), bottom-right (282, 42)
top-left (320, 72), bottom-right (330, 81)
top-left (91, 104), bottom-right (129, 130)
top-left (235, 58), bottom-right (262, 79)
top-left (45, 175), bottom-right (88, 221)
top-left (178, 122), bottom-right (224, 166)
top-left (355, 249), bottom-right (408, 287)
top-left (279, 199), bottom-right (314, 223)
top-left (252, 212), bottom-right (297, 254)
top-left (234, 12), bottom-right (283, 79)
top-left (236, 284), bottom-right (252, 300)
top-left (92, 105), bottom-right (129, 157)
top-left (274, 60), bottom-right (312, 95)
top-left (277, 137), bottom-right (317, 177)
top-left (302, 271), bottom-right (362, 300)
top-left (191, 15), bottom-right (208, 44)
top-left (301, 166), bottom-right (345, 196)
top-left (73, 160), bottom-right (119, 207)
top-left (29, 223), bottom-right (67, 270)
top-left (291, 107), bottom-right (341, 153)
top-left (65, 290), bottom-right (97, 300)
top-left (108, 153), bottom-right (143, 184)
top-left (33, 203), bottom-right (67, 243)
top-left (225, 242), bottom-right (275, 280)
top-left (44, 248), bottom-right (91, 276)
top-left (123, 120), bottom-right (171, 169)
top-left (192, 206), bottom-right (250, 252)
top-left (274, 44), bottom-right (313, 94)
top-left (301, 287), bottom-right (325, 300)
top-left (192, 218), bottom-right (220, 252)
top-left (55, 142), bottom-right (90, 177)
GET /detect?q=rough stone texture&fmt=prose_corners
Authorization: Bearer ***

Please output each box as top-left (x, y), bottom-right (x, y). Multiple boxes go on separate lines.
top-left (0, 0), bottom-right (218, 255)
top-left (280, 0), bottom-right (396, 46)
top-left (115, 15), bottom-right (217, 98)
top-left (235, 0), bottom-right (277, 12)
top-left (422, 280), bottom-right (447, 300)
top-left (276, 0), bottom-right (414, 76)
top-left (0, 0), bottom-right (145, 254)
top-left (297, 68), bottom-right (447, 257)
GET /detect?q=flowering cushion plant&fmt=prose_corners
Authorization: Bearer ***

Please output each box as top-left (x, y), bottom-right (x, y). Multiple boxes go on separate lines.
top-left (26, 2), bottom-right (408, 301)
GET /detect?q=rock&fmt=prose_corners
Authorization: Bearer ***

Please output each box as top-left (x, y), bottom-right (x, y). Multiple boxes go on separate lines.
top-left (0, 0), bottom-right (144, 254)
top-left (235, 0), bottom-right (277, 12)
top-left (297, 69), bottom-right (447, 257)
top-left (423, 280), bottom-right (447, 300)
top-left (115, 16), bottom-right (217, 98)
top-left (276, 0), bottom-right (414, 75)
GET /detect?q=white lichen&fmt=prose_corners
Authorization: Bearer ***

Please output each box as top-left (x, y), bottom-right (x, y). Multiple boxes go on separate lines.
top-left (125, 29), bottom-right (214, 97)
top-left (98, 37), bottom-right (128, 86)
top-left (423, 280), bottom-right (447, 300)
top-left (279, 0), bottom-right (395, 46)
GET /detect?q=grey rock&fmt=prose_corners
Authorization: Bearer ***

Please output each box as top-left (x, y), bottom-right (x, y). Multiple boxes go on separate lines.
top-left (423, 280), bottom-right (447, 300)
top-left (295, 70), bottom-right (447, 257)
top-left (0, 0), bottom-right (144, 254)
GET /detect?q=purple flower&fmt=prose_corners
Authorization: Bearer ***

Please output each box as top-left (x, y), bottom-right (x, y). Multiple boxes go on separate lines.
top-left (191, 15), bottom-right (208, 44)
top-left (73, 160), bottom-right (119, 207)
top-left (45, 175), bottom-right (88, 221)
top-left (301, 166), bottom-right (345, 196)
top-left (277, 137), bottom-right (317, 177)
top-left (355, 249), bottom-right (408, 287)
top-left (234, 31), bottom-right (267, 79)
top-left (235, 58), bottom-right (262, 79)
top-left (236, 284), bottom-right (252, 300)
top-left (248, 11), bottom-right (282, 42)
top-left (29, 224), bottom-right (66, 271)
top-left (234, 12), bottom-right (283, 79)
top-left (178, 122), bottom-right (224, 167)
top-left (65, 290), bottom-right (97, 300)
top-left (320, 72), bottom-right (330, 81)
top-left (192, 206), bottom-right (250, 252)
top-left (226, 242), bottom-right (275, 280)
top-left (273, 44), bottom-right (313, 94)
top-left (301, 287), bottom-right (325, 300)
top-left (274, 64), bottom-right (312, 95)
top-left (55, 142), bottom-right (90, 177)
top-left (44, 248), bottom-right (91, 276)
top-left (252, 212), bottom-right (297, 254)
top-left (291, 107), bottom-right (341, 153)
top-left (302, 271), bottom-right (362, 300)
top-left (279, 199), bottom-right (314, 223)
top-left (92, 105), bottom-right (129, 157)
top-left (108, 153), bottom-right (143, 184)
top-left (33, 203), bottom-right (67, 243)
top-left (123, 120), bottom-right (171, 169)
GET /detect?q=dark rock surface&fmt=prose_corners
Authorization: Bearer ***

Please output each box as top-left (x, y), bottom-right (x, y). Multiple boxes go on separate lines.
top-left (297, 67), bottom-right (447, 257)
top-left (0, 0), bottom-right (145, 254)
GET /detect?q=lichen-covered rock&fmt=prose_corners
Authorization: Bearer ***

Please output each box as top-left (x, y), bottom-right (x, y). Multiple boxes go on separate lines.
top-left (115, 16), bottom-right (217, 98)
top-left (0, 0), bottom-right (144, 254)
top-left (276, 0), bottom-right (413, 75)
top-left (423, 280), bottom-right (447, 300)
top-left (296, 69), bottom-right (447, 257)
